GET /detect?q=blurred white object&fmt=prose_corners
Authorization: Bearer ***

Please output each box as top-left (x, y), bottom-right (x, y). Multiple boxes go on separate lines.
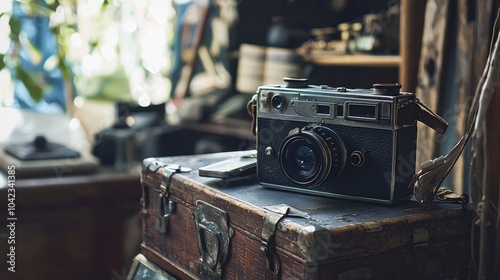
top-left (0, 107), bottom-right (99, 177)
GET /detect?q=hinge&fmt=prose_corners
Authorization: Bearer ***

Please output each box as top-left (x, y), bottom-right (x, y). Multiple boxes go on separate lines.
top-left (141, 159), bottom-right (191, 234)
top-left (260, 205), bottom-right (290, 279)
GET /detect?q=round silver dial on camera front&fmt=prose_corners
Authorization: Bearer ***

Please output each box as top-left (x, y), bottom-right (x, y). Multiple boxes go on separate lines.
top-left (350, 151), bottom-right (366, 167)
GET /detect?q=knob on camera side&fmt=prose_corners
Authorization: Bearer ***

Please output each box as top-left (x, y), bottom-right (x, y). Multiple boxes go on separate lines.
top-left (372, 83), bottom-right (401, 96)
top-left (283, 77), bottom-right (309, 88)
top-left (350, 151), bottom-right (366, 167)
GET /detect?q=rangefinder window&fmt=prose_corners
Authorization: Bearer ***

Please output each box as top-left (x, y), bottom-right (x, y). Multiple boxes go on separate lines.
top-left (316, 104), bottom-right (330, 115)
top-left (271, 94), bottom-right (286, 110)
top-left (347, 103), bottom-right (378, 121)
top-left (336, 104), bottom-right (344, 117)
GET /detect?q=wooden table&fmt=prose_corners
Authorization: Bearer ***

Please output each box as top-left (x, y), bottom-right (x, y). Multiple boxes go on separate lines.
top-left (0, 167), bottom-right (142, 280)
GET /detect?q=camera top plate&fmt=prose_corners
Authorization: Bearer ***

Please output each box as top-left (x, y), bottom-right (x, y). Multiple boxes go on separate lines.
top-left (262, 78), bottom-right (411, 100)
top-left (256, 78), bottom-right (417, 131)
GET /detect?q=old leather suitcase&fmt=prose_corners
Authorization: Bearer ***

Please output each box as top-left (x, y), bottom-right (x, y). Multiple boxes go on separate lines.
top-left (139, 151), bottom-right (471, 279)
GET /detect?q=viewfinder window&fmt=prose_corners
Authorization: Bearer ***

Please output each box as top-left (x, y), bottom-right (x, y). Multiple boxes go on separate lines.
top-left (347, 103), bottom-right (378, 120)
top-left (316, 104), bottom-right (330, 115)
top-left (336, 104), bottom-right (344, 117)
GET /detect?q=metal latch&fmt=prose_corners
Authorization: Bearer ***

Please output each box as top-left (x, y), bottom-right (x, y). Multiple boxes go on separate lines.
top-left (410, 227), bottom-right (431, 278)
top-left (155, 192), bottom-right (175, 234)
top-left (141, 159), bottom-right (168, 210)
top-left (194, 200), bottom-right (233, 280)
top-left (261, 205), bottom-right (290, 279)
top-left (156, 164), bottom-right (191, 233)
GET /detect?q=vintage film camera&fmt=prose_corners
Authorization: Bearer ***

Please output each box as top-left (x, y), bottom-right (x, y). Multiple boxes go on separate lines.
top-left (253, 78), bottom-right (447, 204)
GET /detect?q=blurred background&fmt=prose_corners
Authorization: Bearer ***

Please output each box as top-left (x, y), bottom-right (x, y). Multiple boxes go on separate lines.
top-left (0, 0), bottom-right (498, 279)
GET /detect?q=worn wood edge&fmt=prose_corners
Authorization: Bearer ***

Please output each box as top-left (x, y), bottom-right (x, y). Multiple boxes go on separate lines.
top-left (169, 170), bottom-right (471, 267)
top-left (276, 239), bottom-right (470, 279)
top-left (141, 244), bottom-right (200, 280)
top-left (140, 152), bottom-right (471, 271)
top-left (166, 191), bottom-right (267, 246)
top-left (416, 0), bottom-right (450, 168)
top-left (141, 184), bottom-right (271, 279)
top-left (275, 204), bottom-right (471, 265)
top-left (449, 0), bottom-right (475, 193)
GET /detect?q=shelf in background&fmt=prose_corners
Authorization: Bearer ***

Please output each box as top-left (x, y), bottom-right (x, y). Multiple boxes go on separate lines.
top-left (305, 53), bottom-right (401, 67)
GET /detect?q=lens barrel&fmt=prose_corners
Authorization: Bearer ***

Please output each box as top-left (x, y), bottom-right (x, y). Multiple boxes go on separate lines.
top-left (279, 126), bottom-right (346, 186)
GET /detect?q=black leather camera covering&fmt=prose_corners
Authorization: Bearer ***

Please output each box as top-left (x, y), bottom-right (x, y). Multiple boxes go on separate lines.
top-left (257, 118), bottom-right (416, 203)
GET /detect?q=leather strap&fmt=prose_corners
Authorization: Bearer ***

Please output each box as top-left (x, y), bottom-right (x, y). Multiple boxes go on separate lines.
top-left (261, 205), bottom-right (290, 280)
top-left (414, 98), bottom-right (448, 134)
top-left (247, 94), bottom-right (258, 136)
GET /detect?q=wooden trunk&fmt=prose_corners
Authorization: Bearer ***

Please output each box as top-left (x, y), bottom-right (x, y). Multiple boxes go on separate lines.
top-left (139, 151), bottom-right (471, 279)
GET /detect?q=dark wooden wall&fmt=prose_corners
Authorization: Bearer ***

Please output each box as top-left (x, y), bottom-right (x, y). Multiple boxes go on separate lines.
top-left (416, 1), bottom-right (500, 278)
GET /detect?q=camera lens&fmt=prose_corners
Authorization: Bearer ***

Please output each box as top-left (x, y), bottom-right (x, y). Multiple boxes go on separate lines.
top-left (279, 126), bottom-right (346, 186)
top-left (271, 94), bottom-right (285, 110)
top-left (294, 146), bottom-right (316, 176)
top-left (280, 137), bottom-right (322, 184)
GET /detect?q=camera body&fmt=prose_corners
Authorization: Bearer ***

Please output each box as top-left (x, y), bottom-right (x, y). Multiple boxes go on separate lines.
top-left (256, 78), bottom-right (422, 204)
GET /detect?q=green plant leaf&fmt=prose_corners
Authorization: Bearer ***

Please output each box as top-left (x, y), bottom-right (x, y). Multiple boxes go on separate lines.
top-left (0, 54), bottom-right (5, 71)
top-left (58, 54), bottom-right (71, 81)
top-left (8, 16), bottom-right (21, 41)
top-left (16, 66), bottom-right (44, 102)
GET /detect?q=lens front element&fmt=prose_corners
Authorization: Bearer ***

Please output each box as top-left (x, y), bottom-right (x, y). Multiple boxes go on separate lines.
top-left (279, 126), bottom-right (346, 186)
top-left (295, 145), bottom-right (316, 177)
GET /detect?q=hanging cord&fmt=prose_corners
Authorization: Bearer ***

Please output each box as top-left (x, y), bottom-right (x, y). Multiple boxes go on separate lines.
top-left (473, 9), bottom-right (500, 279)
top-left (412, 9), bottom-right (500, 210)
top-left (412, 8), bottom-right (500, 279)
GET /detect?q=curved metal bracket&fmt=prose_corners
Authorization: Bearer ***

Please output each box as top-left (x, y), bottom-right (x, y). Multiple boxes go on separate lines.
top-left (194, 200), bottom-right (233, 280)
